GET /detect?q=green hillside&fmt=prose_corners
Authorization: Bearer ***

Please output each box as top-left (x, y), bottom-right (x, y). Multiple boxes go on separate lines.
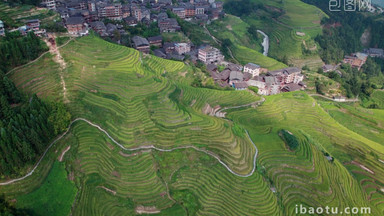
top-left (1, 35), bottom-right (384, 215)
top-left (222, 0), bottom-right (326, 67)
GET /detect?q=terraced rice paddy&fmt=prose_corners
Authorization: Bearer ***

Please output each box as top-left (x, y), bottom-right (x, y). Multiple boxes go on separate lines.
top-left (1, 35), bottom-right (384, 215)
top-left (207, 15), bottom-right (287, 70)
top-left (0, 2), bottom-right (56, 28)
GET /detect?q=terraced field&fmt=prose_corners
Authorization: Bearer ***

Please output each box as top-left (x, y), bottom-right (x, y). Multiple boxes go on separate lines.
top-left (227, 92), bottom-right (384, 215)
top-left (0, 2), bottom-right (57, 28)
top-left (207, 15), bottom-right (287, 70)
top-left (223, 0), bottom-right (327, 64)
top-left (1, 35), bottom-right (384, 215)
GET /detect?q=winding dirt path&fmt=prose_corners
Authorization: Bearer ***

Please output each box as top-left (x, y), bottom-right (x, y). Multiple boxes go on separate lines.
top-left (46, 34), bottom-right (69, 103)
top-left (203, 25), bottom-right (239, 64)
top-left (6, 37), bottom-right (74, 76)
top-left (0, 117), bottom-right (259, 186)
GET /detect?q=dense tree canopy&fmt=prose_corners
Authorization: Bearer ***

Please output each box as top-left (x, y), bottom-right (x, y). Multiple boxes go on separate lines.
top-left (0, 31), bottom-right (48, 72)
top-left (0, 70), bottom-right (70, 178)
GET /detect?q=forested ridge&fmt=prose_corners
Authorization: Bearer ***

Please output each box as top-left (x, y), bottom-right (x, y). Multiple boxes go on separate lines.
top-left (303, 0), bottom-right (384, 63)
top-left (0, 31), bottom-right (48, 72)
top-left (0, 69), bottom-right (70, 178)
top-left (302, 0), bottom-right (384, 99)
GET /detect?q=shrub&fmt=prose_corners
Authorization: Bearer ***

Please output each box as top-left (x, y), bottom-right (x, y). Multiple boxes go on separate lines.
top-left (279, 130), bottom-right (299, 151)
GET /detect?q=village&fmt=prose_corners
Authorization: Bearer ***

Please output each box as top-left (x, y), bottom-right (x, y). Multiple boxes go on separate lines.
top-left (1, 0), bottom-right (383, 95)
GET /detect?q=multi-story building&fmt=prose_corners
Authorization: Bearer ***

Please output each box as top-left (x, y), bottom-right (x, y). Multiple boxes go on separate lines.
top-left (175, 43), bottom-right (191, 55)
top-left (243, 63), bottom-right (260, 77)
top-left (66, 16), bottom-right (86, 35)
top-left (195, 6), bottom-right (205, 15)
top-left (98, 4), bottom-right (123, 20)
top-left (40, 0), bottom-right (56, 10)
top-left (131, 5), bottom-right (142, 21)
top-left (185, 5), bottom-right (195, 18)
top-left (122, 4), bottom-right (131, 18)
top-left (172, 7), bottom-right (186, 19)
top-left (158, 18), bottom-right (180, 32)
top-left (198, 45), bottom-right (224, 64)
top-left (26, 19), bottom-right (40, 31)
top-left (87, 0), bottom-right (96, 12)
top-left (267, 67), bottom-right (302, 84)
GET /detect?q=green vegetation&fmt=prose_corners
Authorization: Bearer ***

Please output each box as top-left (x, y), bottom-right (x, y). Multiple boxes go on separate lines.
top-left (0, 2), bottom-right (56, 28)
top-left (1, 35), bottom-right (383, 216)
top-left (223, 0), bottom-right (326, 67)
top-left (207, 15), bottom-right (287, 70)
top-left (248, 86), bottom-right (259, 94)
top-left (16, 162), bottom-right (77, 216)
top-left (55, 36), bottom-right (70, 46)
top-left (278, 130), bottom-right (299, 151)
top-left (0, 31), bottom-right (48, 71)
top-left (0, 69), bottom-right (70, 178)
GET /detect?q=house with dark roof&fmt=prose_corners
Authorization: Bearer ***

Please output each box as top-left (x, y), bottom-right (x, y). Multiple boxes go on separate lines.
top-left (124, 17), bottom-right (138, 26)
top-left (147, 35), bottom-right (163, 47)
top-left (365, 48), bottom-right (384, 58)
top-left (154, 49), bottom-right (167, 58)
top-left (322, 64), bottom-right (337, 73)
top-left (218, 69), bottom-right (231, 81)
top-left (65, 17), bottom-right (86, 35)
top-left (229, 71), bottom-right (244, 84)
top-left (281, 83), bottom-right (302, 92)
top-left (233, 82), bottom-right (248, 90)
top-left (90, 21), bottom-right (107, 36)
top-left (132, 36), bottom-right (150, 53)
top-left (207, 64), bottom-right (218, 73)
top-left (158, 18), bottom-right (180, 32)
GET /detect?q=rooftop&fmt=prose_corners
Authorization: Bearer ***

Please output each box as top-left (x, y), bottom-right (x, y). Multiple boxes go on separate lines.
top-left (132, 36), bottom-right (149, 47)
top-left (245, 63), bottom-right (260, 70)
top-left (66, 16), bottom-right (84, 25)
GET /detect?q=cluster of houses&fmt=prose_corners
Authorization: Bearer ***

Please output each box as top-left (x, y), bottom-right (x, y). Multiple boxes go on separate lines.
top-left (323, 48), bottom-right (384, 74)
top-left (208, 61), bottom-right (305, 94)
top-left (0, 18), bottom-right (47, 37)
top-left (33, 0), bottom-right (224, 36)
top-left (343, 52), bottom-right (369, 71)
top-left (129, 34), bottom-right (194, 61)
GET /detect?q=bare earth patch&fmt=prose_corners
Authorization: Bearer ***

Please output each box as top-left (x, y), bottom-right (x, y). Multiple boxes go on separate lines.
top-left (179, 71), bottom-right (187, 77)
top-left (98, 186), bottom-right (117, 195)
top-left (351, 161), bottom-right (375, 175)
top-left (226, 25), bottom-right (232, 30)
top-left (106, 142), bottom-right (114, 150)
top-left (119, 151), bottom-right (139, 157)
top-left (58, 146), bottom-right (71, 162)
top-left (112, 170), bottom-right (121, 178)
top-left (135, 206), bottom-right (160, 214)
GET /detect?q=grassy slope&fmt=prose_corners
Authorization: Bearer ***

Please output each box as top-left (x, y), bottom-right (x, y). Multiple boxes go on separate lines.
top-left (0, 2), bottom-right (57, 28)
top-left (16, 162), bottom-right (77, 216)
top-left (207, 15), bottom-right (287, 70)
top-left (235, 0), bottom-right (326, 67)
top-left (2, 36), bottom-right (384, 215)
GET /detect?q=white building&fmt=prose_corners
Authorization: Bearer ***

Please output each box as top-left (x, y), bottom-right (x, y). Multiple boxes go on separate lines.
top-left (41, 0), bottom-right (56, 10)
top-left (175, 43), bottom-right (191, 55)
top-left (198, 45), bottom-right (224, 64)
top-left (243, 63), bottom-right (260, 77)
